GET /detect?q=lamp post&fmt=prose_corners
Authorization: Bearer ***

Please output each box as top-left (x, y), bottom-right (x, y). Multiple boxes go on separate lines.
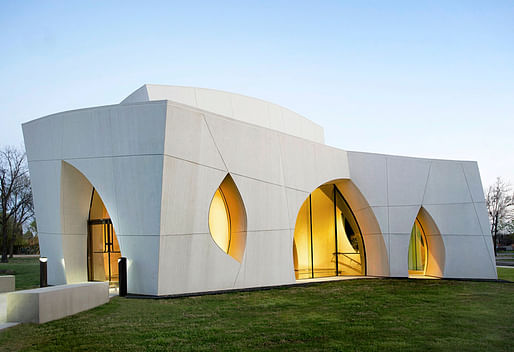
top-left (118, 257), bottom-right (127, 297)
top-left (39, 257), bottom-right (48, 287)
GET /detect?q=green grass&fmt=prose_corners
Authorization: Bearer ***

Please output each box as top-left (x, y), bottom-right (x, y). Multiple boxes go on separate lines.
top-left (0, 279), bottom-right (513, 351)
top-left (0, 257), bottom-right (39, 290)
top-left (1, 260), bottom-right (512, 350)
top-left (497, 267), bottom-right (514, 282)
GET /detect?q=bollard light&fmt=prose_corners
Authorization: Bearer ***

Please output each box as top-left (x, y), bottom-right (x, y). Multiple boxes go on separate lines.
top-left (118, 257), bottom-right (127, 297)
top-left (39, 257), bottom-right (48, 287)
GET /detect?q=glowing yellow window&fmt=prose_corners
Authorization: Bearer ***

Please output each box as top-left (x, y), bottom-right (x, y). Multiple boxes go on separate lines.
top-left (208, 175), bottom-right (247, 262)
top-left (408, 219), bottom-right (427, 275)
top-left (209, 188), bottom-right (231, 253)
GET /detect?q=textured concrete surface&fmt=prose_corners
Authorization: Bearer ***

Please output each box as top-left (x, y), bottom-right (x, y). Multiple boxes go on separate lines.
top-left (22, 85), bottom-right (497, 296)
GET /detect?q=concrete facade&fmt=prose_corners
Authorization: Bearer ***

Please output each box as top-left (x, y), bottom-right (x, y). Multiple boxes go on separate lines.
top-left (22, 84), bottom-right (497, 296)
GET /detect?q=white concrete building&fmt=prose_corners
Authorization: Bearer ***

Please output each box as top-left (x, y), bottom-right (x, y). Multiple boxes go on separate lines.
top-left (22, 84), bottom-right (497, 296)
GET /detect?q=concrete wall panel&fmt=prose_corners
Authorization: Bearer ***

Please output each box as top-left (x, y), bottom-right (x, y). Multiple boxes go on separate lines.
top-left (423, 203), bottom-right (483, 236)
top-left (205, 114), bottom-right (284, 185)
top-left (24, 101), bottom-right (167, 162)
top-left (164, 104), bottom-right (226, 171)
top-left (61, 162), bottom-right (93, 235)
top-left (279, 135), bottom-right (317, 192)
top-left (443, 235), bottom-right (497, 279)
top-left (111, 156), bottom-right (164, 236)
top-left (474, 202), bottom-right (492, 236)
top-left (122, 84), bottom-right (325, 144)
top-left (388, 206), bottom-right (420, 234)
top-left (158, 234), bottom-right (240, 295)
top-left (313, 145), bottom-right (350, 186)
top-left (62, 235), bottom-right (87, 283)
top-left (235, 230), bottom-right (295, 287)
top-left (389, 233), bottom-right (410, 277)
top-left (160, 156), bottom-right (226, 236)
top-left (423, 161), bottom-right (472, 204)
top-left (387, 156), bottom-right (430, 206)
top-left (460, 161), bottom-right (486, 203)
top-left (362, 234), bottom-right (390, 276)
top-left (27, 161), bottom-right (62, 234)
top-left (285, 188), bottom-right (310, 230)
top-left (65, 158), bottom-right (120, 233)
top-left (23, 117), bottom-right (63, 162)
top-left (67, 156), bottom-right (165, 237)
top-left (123, 235), bottom-right (160, 295)
top-left (347, 152), bottom-right (388, 207)
top-left (37, 233), bottom-right (66, 285)
top-left (108, 103), bottom-right (167, 156)
top-left (354, 206), bottom-right (388, 235)
top-left (233, 175), bottom-right (289, 232)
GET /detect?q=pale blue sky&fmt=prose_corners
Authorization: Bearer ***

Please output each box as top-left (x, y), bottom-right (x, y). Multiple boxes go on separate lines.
top-left (1, 1), bottom-right (513, 188)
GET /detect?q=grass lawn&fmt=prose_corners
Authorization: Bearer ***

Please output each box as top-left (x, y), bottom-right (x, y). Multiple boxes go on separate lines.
top-left (0, 257), bottom-right (39, 290)
top-left (0, 278), bottom-right (513, 351)
top-left (497, 267), bottom-right (514, 282)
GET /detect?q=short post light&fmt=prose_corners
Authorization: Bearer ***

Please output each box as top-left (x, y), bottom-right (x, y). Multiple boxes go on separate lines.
top-left (39, 257), bottom-right (48, 288)
top-left (118, 257), bottom-right (127, 297)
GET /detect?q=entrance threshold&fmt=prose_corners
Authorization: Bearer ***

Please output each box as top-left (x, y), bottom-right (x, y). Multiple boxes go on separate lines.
top-left (408, 274), bottom-right (440, 279)
top-left (296, 276), bottom-right (374, 284)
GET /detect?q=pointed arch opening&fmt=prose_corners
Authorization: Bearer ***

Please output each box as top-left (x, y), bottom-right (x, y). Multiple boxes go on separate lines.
top-left (59, 161), bottom-right (123, 286)
top-left (208, 174), bottom-right (247, 262)
top-left (408, 207), bottom-right (445, 278)
top-left (88, 189), bottom-right (121, 285)
top-left (293, 183), bottom-right (366, 279)
top-left (408, 218), bottom-right (427, 275)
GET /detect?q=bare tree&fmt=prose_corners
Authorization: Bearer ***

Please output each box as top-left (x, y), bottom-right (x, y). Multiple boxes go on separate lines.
top-left (0, 146), bottom-right (30, 263)
top-left (9, 173), bottom-right (34, 258)
top-left (485, 177), bottom-right (514, 256)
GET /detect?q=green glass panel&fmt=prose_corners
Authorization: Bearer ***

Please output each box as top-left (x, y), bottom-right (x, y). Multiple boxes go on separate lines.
top-left (408, 220), bottom-right (426, 272)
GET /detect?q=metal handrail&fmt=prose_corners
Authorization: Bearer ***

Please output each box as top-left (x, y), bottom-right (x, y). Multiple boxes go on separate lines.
top-left (332, 252), bottom-right (360, 266)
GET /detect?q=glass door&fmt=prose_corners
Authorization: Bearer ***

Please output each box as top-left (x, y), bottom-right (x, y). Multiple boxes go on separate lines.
top-left (87, 218), bottom-right (121, 286)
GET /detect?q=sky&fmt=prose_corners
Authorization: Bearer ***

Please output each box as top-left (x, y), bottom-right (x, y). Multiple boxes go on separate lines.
top-left (1, 0), bottom-right (513, 189)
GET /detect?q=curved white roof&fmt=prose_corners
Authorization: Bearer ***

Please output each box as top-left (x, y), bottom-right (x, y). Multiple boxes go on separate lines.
top-left (121, 84), bottom-right (324, 144)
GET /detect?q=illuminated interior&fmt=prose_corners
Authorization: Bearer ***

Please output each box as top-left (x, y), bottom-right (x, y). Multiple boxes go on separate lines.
top-left (87, 189), bottom-right (121, 286)
top-left (293, 184), bottom-right (365, 279)
top-left (408, 218), bottom-right (427, 276)
top-left (208, 174), bottom-right (247, 262)
top-left (209, 188), bottom-right (231, 252)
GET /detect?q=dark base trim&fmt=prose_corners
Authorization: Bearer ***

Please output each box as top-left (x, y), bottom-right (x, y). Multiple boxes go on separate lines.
top-left (123, 276), bottom-right (511, 299)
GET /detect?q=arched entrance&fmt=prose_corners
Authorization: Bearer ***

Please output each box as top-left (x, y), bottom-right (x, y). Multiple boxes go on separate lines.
top-left (87, 188), bottom-right (121, 286)
top-left (293, 184), bottom-right (365, 279)
top-left (408, 208), bottom-right (445, 278)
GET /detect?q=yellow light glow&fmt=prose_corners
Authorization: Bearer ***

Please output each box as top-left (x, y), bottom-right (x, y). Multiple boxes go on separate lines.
top-left (88, 189), bottom-right (122, 284)
top-left (408, 218), bottom-right (427, 275)
top-left (293, 184), bottom-right (364, 280)
top-left (208, 175), bottom-right (247, 263)
top-left (293, 198), bottom-right (312, 279)
top-left (209, 188), bottom-right (231, 253)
